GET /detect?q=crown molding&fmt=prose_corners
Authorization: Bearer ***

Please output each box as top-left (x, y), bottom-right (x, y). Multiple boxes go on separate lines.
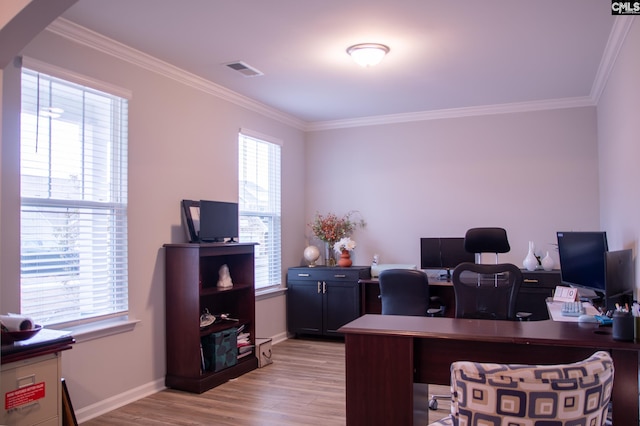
top-left (45, 18), bottom-right (307, 131)
top-left (306, 97), bottom-right (596, 132)
top-left (590, 16), bottom-right (635, 103)
top-left (45, 16), bottom-right (632, 134)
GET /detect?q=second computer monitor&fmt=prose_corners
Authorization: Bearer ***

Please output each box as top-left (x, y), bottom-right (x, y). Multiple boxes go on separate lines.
top-left (420, 237), bottom-right (475, 280)
top-left (605, 248), bottom-right (635, 311)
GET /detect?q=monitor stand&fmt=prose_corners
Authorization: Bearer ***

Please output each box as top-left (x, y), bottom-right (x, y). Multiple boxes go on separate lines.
top-left (574, 286), bottom-right (600, 302)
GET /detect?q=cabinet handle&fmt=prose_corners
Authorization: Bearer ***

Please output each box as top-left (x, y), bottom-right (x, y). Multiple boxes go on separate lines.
top-left (297, 273), bottom-right (310, 277)
top-left (317, 281), bottom-right (321, 293)
top-left (333, 274), bottom-right (346, 278)
top-left (523, 279), bottom-right (539, 283)
top-left (8, 401), bottom-right (40, 413)
top-left (323, 281), bottom-right (327, 294)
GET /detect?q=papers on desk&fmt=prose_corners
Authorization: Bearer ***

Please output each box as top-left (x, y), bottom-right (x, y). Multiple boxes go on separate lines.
top-left (546, 300), bottom-right (600, 322)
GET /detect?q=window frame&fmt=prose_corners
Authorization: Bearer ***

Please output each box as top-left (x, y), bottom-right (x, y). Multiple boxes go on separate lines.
top-left (19, 57), bottom-right (130, 329)
top-left (238, 129), bottom-right (282, 292)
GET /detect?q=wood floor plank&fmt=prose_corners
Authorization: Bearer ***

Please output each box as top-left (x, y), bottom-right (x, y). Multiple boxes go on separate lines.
top-left (82, 338), bottom-right (451, 425)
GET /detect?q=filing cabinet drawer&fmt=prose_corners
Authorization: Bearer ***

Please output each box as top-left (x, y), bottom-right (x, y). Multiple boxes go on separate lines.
top-left (1, 353), bottom-right (60, 426)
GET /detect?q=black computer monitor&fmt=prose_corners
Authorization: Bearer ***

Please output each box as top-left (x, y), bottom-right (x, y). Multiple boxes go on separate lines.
top-left (420, 237), bottom-right (475, 281)
top-left (556, 231), bottom-right (608, 299)
top-left (605, 249), bottom-right (635, 312)
top-left (199, 200), bottom-right (239, 243)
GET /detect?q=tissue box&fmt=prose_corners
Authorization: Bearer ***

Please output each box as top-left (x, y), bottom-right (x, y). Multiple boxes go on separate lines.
top-left (371, 264), bottom-right (417, 278)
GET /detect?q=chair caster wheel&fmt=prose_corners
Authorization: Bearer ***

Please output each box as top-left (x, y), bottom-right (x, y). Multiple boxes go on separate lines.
top-left (429, 398), bottom-right (438, 410)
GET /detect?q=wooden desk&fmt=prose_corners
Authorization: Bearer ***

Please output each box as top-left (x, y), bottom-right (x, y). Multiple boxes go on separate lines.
top-left (360, 269), bottom-right (560, 320)
top-left (339, 314), bottom-right (639, 426)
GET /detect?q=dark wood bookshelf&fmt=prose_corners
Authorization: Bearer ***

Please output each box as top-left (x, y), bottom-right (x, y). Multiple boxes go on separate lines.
top-left (164, 242), bottom-right (258, 393)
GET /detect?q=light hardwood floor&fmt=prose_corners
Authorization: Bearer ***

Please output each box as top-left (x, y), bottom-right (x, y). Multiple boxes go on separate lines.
top-left (83, 338), bottom-right (451, 425)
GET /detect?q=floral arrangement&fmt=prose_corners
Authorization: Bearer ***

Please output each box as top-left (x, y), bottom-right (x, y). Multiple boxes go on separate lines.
top-left (334, 237), bottom-right (356, 253)
top-left (308, 211), bottom-right (365, 244)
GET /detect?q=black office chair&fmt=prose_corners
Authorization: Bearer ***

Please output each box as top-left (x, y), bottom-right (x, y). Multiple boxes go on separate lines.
top-left (378, 269), bottom-right (441, 316)
top-left (429, 227), bottom-right (527, 410)
top-left (451, 262), bottom-right (523, 320)
top-left (464, 227), bottom-right (510, 264)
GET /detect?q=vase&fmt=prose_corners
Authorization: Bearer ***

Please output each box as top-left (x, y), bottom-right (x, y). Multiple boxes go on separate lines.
top-left (325, 242), bottom-right (336, 266)
top-left (338, 249), bottom-right (352, 267)
top-left (522, 241), bottom-right (538, 271)
top-left (541, 251), bottom-right (555, 271)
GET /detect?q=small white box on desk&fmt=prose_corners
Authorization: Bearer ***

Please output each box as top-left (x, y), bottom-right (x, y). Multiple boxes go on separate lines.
top-left (553, 285), bottom-right (578, 302)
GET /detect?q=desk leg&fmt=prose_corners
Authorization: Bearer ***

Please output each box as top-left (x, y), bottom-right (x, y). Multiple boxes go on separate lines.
top-left (611, 349), bottom-right (638, 425)
top-left (344, 334), bottom-right (414, 426)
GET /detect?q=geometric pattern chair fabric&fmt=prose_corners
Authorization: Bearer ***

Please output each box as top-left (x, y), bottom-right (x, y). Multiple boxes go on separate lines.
top-left (429, 350), bottom-right (614, 426)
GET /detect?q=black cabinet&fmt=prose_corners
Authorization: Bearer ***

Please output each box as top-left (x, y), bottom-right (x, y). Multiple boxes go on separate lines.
top-left (517, 269), bottom-right (561, 321)
top-left (287, 266), bottom-right (370, 337)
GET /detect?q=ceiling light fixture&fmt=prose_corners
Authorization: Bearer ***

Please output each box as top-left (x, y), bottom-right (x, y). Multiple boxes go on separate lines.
top-left (346, 43), bottom-right (390, 67)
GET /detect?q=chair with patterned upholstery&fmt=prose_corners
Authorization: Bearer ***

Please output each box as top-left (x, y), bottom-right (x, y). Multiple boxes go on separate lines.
top-left (429, 350), bottom-right (614, 426)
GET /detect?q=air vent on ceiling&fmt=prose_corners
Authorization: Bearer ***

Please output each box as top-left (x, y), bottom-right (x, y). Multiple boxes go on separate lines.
top-left (225, 61), bottom-right (264, 77)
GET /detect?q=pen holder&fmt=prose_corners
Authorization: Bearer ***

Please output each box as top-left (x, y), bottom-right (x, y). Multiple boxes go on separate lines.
top-left (612, 311), bottom-right (634, 341)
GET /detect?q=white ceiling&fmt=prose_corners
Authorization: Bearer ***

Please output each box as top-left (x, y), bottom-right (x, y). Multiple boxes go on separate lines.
top-left (59, 0), bottom-right (617, 125)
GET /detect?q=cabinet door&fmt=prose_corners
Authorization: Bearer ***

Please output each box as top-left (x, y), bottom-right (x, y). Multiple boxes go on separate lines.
top-left (287, 280), bottom-right (324, 335)
top-left (518, 270), bottom-right (560, 321)
top-left (323, 281), bottom-right (360, 336)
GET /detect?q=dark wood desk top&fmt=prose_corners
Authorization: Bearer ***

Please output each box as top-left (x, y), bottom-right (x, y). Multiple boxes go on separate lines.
top-left (339, 314), bottom-right (640, 351)
top-left (359, 278), bottom-right (452, 286)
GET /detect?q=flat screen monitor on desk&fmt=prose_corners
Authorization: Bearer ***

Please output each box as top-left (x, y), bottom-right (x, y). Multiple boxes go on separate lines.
top-left (420, 237), bottom-right (475, 281)
top-left (556, 231), bottom-right (608, 300)
top-left (605, 249), bottom-right (635, 311)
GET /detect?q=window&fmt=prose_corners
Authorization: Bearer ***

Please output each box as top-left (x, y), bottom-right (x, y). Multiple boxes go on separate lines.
top-left (20, 66), bottom-right (128, 326)
top-left (238, 130), bottom-right (281, 290)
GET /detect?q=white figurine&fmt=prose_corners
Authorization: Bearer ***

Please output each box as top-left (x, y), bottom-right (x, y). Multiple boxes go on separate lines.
top-left (217, 264), bottom-right (233, 288)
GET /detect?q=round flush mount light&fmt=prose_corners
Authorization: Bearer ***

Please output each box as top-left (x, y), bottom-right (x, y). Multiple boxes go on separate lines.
top-left (346, 43), bottom-right (390, 67)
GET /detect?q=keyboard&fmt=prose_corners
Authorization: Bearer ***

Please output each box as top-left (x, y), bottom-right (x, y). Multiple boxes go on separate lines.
top-left (561, 301), bottom-right (585, 317)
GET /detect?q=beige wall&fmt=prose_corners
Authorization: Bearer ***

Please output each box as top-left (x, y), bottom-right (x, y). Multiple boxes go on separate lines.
top-left (597, 18), bottom-right (640, 298)
top-left (2, 28), bottom-right (305, 418)
top-left (305, 107), bottom-right (600, 270)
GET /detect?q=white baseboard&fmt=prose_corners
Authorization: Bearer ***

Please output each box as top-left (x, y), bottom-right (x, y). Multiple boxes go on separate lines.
top-left (76, 334), bottom-right (290, 423)
top-left (76, 378), bottom-right (165, 424)
top-left (270, 331), bottom-right (289, 345)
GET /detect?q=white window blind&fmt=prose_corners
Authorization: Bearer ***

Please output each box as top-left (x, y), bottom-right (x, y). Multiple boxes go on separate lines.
top-left (20, 68), bottom-right (129, 326)
top-left (238, 131), bottom-right (282, 290)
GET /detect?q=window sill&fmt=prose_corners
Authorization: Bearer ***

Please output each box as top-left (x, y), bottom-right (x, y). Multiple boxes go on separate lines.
top-left (256, 286), bottom-right (287, 301)
top-left (49, 316), bottom-right (139, 344)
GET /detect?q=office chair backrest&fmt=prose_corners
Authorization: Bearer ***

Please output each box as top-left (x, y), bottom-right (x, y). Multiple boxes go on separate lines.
top-left (452, 262), bottom-right (522, 320)
top-left (464, 227), bottom-right (510, 263)
top-left (447, 351), bottom-right (614, 426)
top-left (378, 269), bottom-right (430, 316)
